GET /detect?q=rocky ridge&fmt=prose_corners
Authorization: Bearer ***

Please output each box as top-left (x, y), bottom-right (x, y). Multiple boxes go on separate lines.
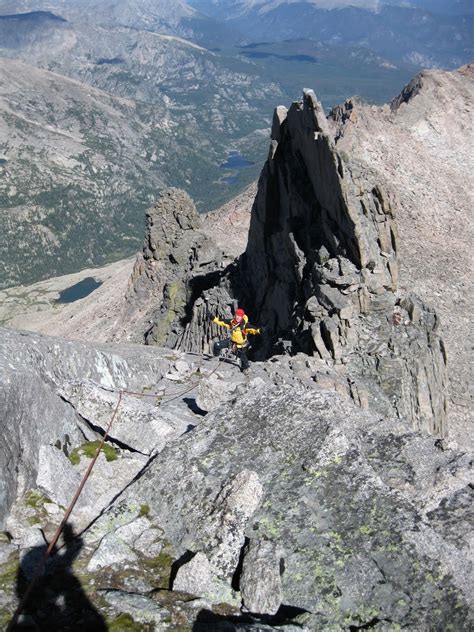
top-left (170, 89), bottom-right (449, 438)
top-left (2, 66), bottom-right (471, 450)
top-left (0, 326), bottom-right (472, 630)
top-left (118, 187), bottom-right (229, 348)
top-left (329, 63), bottom-right (474, 449)
top-left (0, 70), bottom-right (473, 629)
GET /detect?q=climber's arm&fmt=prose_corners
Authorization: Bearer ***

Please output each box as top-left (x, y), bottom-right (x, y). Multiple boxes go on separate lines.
top-left (245, 326), bottom-right (262, 335)
top-left (212, 317), bottom-right (231, 329)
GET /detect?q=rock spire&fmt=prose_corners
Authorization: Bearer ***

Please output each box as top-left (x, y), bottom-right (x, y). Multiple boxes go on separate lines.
top-left (235, 90), bottom-right (447, 435)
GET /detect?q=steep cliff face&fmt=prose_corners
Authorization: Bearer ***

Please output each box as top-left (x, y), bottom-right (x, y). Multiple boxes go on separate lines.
top-left (122, 93), bottom-right (448, 436)
top-left (242, 92), bottom-right (397, 346)
top-left (231, 91), bottom-right (447, 436)
top-left (329, 64), bottom-right (474, 448)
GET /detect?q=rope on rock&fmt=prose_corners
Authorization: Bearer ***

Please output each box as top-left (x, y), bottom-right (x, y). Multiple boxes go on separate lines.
top-left (6, 390), bottom-right (123, 631)
top-left (6, 356), bottom-right (222, 630)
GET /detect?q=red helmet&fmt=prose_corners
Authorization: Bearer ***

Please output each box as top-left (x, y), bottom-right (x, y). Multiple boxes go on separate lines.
top-left (235, 308), bottom-right (245, 318)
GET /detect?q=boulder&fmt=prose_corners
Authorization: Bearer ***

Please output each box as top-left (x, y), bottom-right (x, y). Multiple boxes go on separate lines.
top-left (108, 375), bottom-right (472, 630)
top-left (240, 539), bottom-right (283, 615)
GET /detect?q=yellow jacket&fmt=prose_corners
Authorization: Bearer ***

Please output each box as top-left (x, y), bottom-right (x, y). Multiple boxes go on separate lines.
top-left (212, 315), bottom-right (261, 348)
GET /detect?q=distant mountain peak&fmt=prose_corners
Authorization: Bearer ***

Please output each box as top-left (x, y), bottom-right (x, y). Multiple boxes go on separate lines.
top-left (0, 10), bottom-right (67, 22)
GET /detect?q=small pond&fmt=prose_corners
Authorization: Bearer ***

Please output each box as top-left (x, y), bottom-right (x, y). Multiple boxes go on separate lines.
top-left (56, 277), bottom-right (102, 304)
top-left (220, 151), bottom-right (254, 186)
top-left (220, 151), bottom-right (254, 171)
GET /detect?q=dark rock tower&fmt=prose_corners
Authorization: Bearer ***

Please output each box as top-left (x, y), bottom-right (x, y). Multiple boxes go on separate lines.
top-left (238, 91), bottom-right (447, 435)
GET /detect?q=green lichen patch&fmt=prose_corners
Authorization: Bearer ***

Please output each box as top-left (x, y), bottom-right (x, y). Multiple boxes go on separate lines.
top-left (0, 611), bottom-right (14, 630)
top-left (108, 613), bottom-right (147, 631)
top-left (257, 515), bottom-right (282, 539)
top-left (143, 547), bottom-right (175, 588)
top-left (149, 281), bottom-right (185, 346)
top-left (25, 489), bottom-right (49, 510)
top-left (85, 501), bottom-right (143, 543)
top-left (69, 449), bottom-right (81, 465)
top-left (23, 489), bottom-right (52, 526)
top-left (343, 606), bottom-right (380, 627)
top-left (0, 553), bottom-right (20, 591)
top-left (139, 504), bottom-right (150, 517)
top-left (69, 440), bottom-right (119, 465)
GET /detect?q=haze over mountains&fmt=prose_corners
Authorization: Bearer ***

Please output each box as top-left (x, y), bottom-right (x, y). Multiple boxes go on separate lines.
top-left (190, 0), bottom-right (473, 68)
top-left (0, 1), bottom-right (281, 286)
top-left (0, 0), bottom-right (472, 288)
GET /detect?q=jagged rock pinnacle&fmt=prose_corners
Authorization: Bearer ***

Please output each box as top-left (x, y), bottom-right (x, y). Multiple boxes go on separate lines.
top-left (236, 91), bottom-right (447, 435)
top-left (124, 188), bottom-right (228, 349)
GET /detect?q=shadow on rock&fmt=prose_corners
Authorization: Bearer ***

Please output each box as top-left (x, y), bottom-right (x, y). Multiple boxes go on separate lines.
top-left (193, 609), bottom-right (255, 632)
top-left (192, 604), bottom-right (309, 631)
top-left (11, 523), bottom-right (106, 631)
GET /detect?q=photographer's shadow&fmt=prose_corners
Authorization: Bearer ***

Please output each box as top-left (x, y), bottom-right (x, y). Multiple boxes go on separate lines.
top-left (13, 523), bottom-right (106, 631)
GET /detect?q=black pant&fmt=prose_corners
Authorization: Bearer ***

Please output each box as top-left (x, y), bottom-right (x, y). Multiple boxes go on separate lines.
top-left (213, 338), bottom-right (249, 371)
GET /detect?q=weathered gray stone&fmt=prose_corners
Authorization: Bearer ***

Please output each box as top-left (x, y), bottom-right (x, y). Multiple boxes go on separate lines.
top-left (18, 528), bottom-right (46, 580)
top-left (172, 551), bottom-right (234, 604)
top-left (0, 327), bottom-right (205, 529)
top-left (113, 517), bottom-right (152, 546)
top-left (196, 370), bottom-right (246, 413)
top-left (87, 532), bottom-right (138, 571)
top-left (206, 470), bottom-right (264, 582)
top-left (0, 370), bottom-right (84, 530)
top-left (331, 67), bottom-right (474, 448)
top-left (132, 527), bottom-right (164, 558)
top-left (58, 381), bottom-right (174, 455)
top-left (233, 90), bottom-right (447, 436)
top-left (240, 539), bottom-right (282, 615)
top-left (316, 284), bottom-right (351, 315)
top-left (99, 590), bottom-right (167, 626)
top-left (122, 188), bottom-right (229, 351)
top-left (271, 105), bottom-right (288, 143)
top-left (1, 323), bottom-right (472, 631)
top-left (0, 541), bottom-right (17, 564)
top-left (111, 376), bottom-right (472, 630)
top-left (36, 445), bottom-right (94, 509)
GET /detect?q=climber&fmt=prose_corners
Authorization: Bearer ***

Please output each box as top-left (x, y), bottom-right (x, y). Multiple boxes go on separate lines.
top-left (211, 307), bottom-right (262, 374)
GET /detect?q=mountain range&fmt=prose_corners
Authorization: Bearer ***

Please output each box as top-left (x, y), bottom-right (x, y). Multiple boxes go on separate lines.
top-left (0, 3), bottom-right (281, 286)
top-left (0, 62), bottom-right (472, 630)
top-left (190, 0), bottom-right (473, 67)
top-left (0, 0), bottom-right (472, 289)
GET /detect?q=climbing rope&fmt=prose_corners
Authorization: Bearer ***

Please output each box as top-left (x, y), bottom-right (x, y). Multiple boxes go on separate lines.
top-left (6, 355), bottom-right (222, 630)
